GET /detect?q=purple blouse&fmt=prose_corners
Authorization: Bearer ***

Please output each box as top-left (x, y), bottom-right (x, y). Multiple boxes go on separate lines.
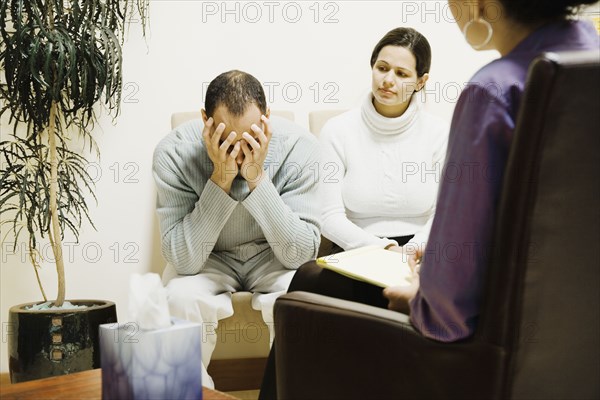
top-left (410, 20), bottom-right (599, 342)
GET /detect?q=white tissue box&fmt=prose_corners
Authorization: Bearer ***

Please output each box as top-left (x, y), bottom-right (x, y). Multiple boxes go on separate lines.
top-left (100, 318), bottom-right (202, 400)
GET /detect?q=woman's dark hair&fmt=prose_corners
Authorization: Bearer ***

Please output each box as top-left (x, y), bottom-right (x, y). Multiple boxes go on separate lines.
top-left (370, 27), bottom-right (432, 78)
top-left (204, 70), bottom-right (267, 117)
top-left (499, 0), bottom-right (597, 24)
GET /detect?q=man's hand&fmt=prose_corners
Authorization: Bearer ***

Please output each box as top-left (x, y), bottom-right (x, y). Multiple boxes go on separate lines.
top-left (382, 246), bottom-right (423, 314)
top-left (240, 115), bottom-right (272, 191)
top-left (202, 117), bottom-right (241, 194)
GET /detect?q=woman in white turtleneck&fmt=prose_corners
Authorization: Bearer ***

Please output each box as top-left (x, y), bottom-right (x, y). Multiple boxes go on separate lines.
top-left (320, 27), bottom-right (449, 253)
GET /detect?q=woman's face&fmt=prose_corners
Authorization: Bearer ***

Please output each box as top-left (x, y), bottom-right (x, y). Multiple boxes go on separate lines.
top-left (371, 45), bottom-right (427, 117)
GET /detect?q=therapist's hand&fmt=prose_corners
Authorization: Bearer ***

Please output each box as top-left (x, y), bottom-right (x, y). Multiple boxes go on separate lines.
top-left (383, 247), bottom-right (422, 314)
top-left (386, 244), bottom-right (422, 270)
top-left (383, 278), bottom-right (419, 315)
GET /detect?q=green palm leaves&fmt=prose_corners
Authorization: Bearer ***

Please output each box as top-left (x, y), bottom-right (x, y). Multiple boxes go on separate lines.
top-left (0, 0), bottom-right (149, 304)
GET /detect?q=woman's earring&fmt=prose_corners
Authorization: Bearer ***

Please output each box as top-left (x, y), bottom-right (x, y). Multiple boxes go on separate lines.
top-left (462, 6), bottom-right (493, 50)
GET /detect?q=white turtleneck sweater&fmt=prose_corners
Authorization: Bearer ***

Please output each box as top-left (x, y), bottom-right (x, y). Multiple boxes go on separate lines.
top-left (320, 93), bottom-right (449, 251)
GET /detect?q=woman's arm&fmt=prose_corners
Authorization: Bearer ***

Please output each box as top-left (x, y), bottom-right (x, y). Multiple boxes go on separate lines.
top-left (409, 84), bottom-right (514, 342)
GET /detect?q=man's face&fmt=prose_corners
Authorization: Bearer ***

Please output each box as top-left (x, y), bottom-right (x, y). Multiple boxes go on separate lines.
top-left (209, 104), bottom-right (264, 145)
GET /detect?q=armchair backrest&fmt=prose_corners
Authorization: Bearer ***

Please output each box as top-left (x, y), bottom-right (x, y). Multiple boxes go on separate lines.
top-left (308, 109), bottom-right (346, 137)
top-left (306, 109), bottom-right (347, 257)
top-left (479, 51), bottom-right (600, 398)
top-left (170, 110), bottom-right (294, 129)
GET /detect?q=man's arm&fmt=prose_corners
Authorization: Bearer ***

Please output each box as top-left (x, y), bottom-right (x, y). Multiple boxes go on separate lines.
top-left (242, 135), bottom-right (321, 269)
top-left (152, 135), bottom-right (238, 276)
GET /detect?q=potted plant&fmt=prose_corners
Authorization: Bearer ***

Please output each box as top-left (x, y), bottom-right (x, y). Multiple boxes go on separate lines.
top-left (0, 0), bottom-right (148, 383)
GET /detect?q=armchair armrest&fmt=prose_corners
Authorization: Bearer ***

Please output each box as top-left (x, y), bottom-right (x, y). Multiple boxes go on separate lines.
top-left (274, 291), bottom-right (504, 400)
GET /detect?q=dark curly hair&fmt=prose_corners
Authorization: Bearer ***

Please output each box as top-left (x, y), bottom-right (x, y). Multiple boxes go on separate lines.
top-left (204, 70), bottom-right (267, 117)
top-left (499, 0), bottom-right (597, 23)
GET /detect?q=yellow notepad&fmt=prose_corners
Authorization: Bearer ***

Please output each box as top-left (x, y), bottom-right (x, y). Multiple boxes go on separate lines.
top-left (316, 246), bottom-right (412, 288)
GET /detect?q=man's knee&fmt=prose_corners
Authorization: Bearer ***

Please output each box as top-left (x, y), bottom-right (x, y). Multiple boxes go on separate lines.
top-left (165, 278), bottom-right (203, 314)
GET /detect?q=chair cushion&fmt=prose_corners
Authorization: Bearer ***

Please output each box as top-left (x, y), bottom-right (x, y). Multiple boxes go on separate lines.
top-left (212, 292), bottom-right (270, 360)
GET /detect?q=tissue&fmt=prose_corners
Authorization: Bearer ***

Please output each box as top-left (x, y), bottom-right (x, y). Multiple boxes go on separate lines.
top-left (100, 273), bottom-right (202, 399)
top-left (128, 273), bottom-right (171, 330)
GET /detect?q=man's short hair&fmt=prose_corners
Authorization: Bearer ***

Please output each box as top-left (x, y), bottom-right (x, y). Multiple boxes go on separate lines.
top-left (204, 70), bottom-right (267, 117)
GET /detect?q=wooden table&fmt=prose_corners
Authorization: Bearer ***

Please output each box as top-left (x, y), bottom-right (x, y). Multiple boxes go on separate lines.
top-left (0, 369), bottom-right (238, 399)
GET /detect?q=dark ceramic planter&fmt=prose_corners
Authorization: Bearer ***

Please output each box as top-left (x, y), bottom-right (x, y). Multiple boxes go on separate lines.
top-left (8, 300), bottom-right (117, 383)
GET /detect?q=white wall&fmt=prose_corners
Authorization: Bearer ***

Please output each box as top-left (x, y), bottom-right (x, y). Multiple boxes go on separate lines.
top-left (0, 1), bottom-right (499, 373)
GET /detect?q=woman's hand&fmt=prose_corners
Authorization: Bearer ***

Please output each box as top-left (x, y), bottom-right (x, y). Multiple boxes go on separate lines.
top-left (383, 276), bottom-right (419, 315)
top-left (386, 244), bottom-right (422, 271)
top-left (383, 245), bottom-right (423, 314)
top-left (406, 245), bottom-right (423, 274)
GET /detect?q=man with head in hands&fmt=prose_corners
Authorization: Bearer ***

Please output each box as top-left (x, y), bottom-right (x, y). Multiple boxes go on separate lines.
top-left (152, 70), bottom-right (321, 388)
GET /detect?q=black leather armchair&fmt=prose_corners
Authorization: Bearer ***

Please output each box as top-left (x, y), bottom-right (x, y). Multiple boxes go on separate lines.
top-left (272, 51), bottom-right (600, 399)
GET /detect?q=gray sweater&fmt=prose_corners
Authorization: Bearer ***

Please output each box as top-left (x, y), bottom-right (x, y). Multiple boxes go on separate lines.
top-left (153, 116), bottom-right (321, 275)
